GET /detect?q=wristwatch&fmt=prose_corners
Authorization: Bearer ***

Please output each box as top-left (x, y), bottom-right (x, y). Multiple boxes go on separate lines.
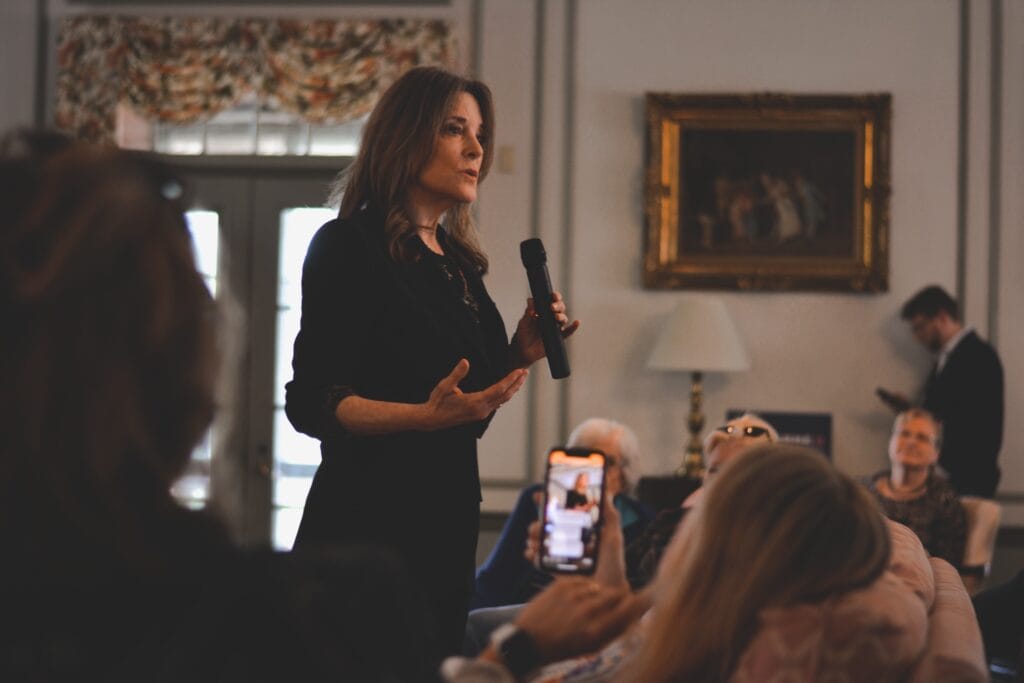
top-left (489, 623), bottom-right (543, 679)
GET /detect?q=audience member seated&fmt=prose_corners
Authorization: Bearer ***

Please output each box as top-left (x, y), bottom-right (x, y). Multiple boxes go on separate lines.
top-left (0, 130), bottom-right (440, 682)
top-left (864, 408), bottom-right (966, 568)
top-left (444, 444), bottom-right (987, 683)
top-left (624, 411), bottom-right (777, 589)
top-left (463, 413), bottom-right (779, 657)
top-left (471, 418), bottom-right (654, 610)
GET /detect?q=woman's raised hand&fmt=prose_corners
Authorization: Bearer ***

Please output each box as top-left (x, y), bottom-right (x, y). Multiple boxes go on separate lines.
top-left (524, 495), bottom-right (629, 591)
top-left (421, 359), bottom-right (527, 430)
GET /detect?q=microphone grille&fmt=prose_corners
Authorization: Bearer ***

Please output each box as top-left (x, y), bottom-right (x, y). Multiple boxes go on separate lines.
top-left (520, 238), bottom-right (547, 267)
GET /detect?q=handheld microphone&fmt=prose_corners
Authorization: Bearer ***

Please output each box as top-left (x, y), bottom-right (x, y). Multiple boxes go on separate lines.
top-left (520, 238), bottom-right (570, 379)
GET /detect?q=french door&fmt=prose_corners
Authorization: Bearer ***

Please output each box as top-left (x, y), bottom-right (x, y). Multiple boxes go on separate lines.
top-left (172, 164), bottom-right (339, 549)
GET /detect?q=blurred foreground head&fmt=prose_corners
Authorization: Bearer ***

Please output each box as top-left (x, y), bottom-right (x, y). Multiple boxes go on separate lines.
top-left (631, 443), bottom-right (889, 682)
top-left (0, 130), bottom-right (216, 544)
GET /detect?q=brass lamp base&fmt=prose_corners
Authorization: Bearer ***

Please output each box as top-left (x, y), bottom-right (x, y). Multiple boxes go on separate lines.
top-left (675, 370), bottom-right (706, 478)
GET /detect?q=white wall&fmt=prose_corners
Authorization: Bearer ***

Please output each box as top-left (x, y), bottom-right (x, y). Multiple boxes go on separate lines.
top-left (474, 0), bottom-right (1024, 523)
top-left (570, 0), bottom-right (958, 471)
top-left (473, 0), bottom-right (539, 494)
top-left (996, 0), bottom-right (1024, 520)
top-left (3, 0), bottom-right (1020, 521)
top-left (0, 0), bottom-right (39, 130)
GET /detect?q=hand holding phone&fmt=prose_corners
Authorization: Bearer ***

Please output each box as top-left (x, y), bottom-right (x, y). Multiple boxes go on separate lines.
top-left (876, 387), bottom-right (911, 413)
top-left (539, 447), bottom-right (607, 575)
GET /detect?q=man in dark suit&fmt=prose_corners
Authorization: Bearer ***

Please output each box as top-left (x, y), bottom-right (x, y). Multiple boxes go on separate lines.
top-left (880, 285), bottom-right (1004, 497)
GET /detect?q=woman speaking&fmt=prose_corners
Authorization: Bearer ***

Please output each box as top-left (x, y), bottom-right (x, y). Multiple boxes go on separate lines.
top-left (285, 66), bottom-right (577, 657)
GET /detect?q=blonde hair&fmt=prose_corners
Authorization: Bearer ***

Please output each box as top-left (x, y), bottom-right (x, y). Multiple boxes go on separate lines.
top-left (334, 66), bottom-right (494, 274)
top-left (625, 444), bottom-right (890, 682)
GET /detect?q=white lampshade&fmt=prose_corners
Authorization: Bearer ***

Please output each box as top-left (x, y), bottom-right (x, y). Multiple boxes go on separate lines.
top-left (647, 298), bottom-right (750, 372)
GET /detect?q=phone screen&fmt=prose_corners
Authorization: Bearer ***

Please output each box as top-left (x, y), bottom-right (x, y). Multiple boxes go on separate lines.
top-left (539, 447), bottom-right (607, 574)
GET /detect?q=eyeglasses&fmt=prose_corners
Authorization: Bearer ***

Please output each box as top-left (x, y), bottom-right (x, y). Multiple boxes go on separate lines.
top-left (909, 317), bottom-right (935, 335)
top-left (716, 424), bottom-right (772, 439)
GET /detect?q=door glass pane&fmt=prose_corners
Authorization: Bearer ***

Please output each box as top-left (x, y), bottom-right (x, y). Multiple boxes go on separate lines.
top-left (145, 94), bottom-right (365, 157)
top-left (187, 210), bottom-right (220, 296)
top-left (170, 210), bottom-right (220, 508)
top-left (273, 207), bottom-right (335, 549)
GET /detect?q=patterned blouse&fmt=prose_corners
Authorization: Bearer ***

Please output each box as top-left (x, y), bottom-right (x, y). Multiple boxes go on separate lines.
top-left (865, 469), bottom-right (967, 568)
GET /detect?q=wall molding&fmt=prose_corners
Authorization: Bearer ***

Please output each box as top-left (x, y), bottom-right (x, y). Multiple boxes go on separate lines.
top-left (987, 0), bottom-right (1002, 344)
top-left (955, 0), bottom-right (969, 308)
top-left (558, 0), bottom-right (576, 442)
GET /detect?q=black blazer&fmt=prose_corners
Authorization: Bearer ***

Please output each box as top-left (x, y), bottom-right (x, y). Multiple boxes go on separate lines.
top-left (923, 330), bottom-right (1004, 497)
top-left (284, 207), bottom-right (511, 544)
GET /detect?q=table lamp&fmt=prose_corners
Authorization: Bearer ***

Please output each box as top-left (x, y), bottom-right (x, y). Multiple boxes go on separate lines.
top-left (647, 298), bottom-right (750, 476)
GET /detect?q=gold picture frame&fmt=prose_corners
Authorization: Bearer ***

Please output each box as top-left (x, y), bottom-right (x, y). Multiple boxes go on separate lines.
top-left (643, 93), bottom-right (891, 291)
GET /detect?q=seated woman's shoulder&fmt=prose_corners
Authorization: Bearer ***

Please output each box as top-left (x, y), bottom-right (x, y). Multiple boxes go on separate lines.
top-left (927, 469), bottom-right (959, 494)
top-left (860, 469), bottom-right (889, 490)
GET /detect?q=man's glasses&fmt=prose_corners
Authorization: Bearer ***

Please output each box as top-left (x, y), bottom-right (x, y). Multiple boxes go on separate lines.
top-left (716, 424), bottom-right (772, 439)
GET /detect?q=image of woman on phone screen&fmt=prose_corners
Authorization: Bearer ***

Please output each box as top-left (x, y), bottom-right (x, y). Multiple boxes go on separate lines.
top-left (284, 66), bottom-right (579, 658)
top-left (565, 472), bottom-right (597, 512)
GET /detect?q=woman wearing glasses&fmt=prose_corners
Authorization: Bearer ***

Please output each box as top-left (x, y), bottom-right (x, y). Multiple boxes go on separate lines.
top-left (624, 412), bottom-right (778, 588)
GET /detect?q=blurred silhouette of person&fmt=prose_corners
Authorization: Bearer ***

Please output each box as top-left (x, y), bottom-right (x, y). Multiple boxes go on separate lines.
top-left (0, 129), bottom-right (439, 682)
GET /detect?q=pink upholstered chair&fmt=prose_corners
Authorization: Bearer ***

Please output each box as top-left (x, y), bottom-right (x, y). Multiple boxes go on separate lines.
top-left (731, 522), bottom-right (987, 683)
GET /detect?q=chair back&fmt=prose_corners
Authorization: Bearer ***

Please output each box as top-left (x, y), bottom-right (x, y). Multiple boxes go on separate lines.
top-left (960, 496), bottom-right (1001, 579)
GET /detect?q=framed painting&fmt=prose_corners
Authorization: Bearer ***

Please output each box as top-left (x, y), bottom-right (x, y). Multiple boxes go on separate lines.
top-left (643, 93), bottom-right (891, 291)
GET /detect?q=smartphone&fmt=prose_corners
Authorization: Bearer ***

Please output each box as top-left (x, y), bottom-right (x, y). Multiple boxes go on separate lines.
top-left (539, 447), bottom-right (608, 574)
top-left (876, 387), bottom-right (911, 412)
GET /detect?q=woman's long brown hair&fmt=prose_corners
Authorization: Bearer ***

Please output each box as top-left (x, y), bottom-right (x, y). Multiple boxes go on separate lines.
top-left (334, 66), bottom-right (494, 274)
top-left (0, 132), bottom-right (218, 568)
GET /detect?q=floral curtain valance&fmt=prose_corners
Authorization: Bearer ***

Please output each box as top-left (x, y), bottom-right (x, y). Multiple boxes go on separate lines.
top-left (56, 16), bottom-right (456, 144)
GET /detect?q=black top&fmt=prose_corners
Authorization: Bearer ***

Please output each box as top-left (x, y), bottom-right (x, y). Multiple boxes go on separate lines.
top-left (284, 207), bottom-right (511, 513)
top-left (283, 207), bottom-right (511, 656)
top-left (565, 489), bottom-right (590, 510)
top-left (922, 330), bottom-right (1004, 497)
top-left (625, 506), bottom-right (689, 589)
